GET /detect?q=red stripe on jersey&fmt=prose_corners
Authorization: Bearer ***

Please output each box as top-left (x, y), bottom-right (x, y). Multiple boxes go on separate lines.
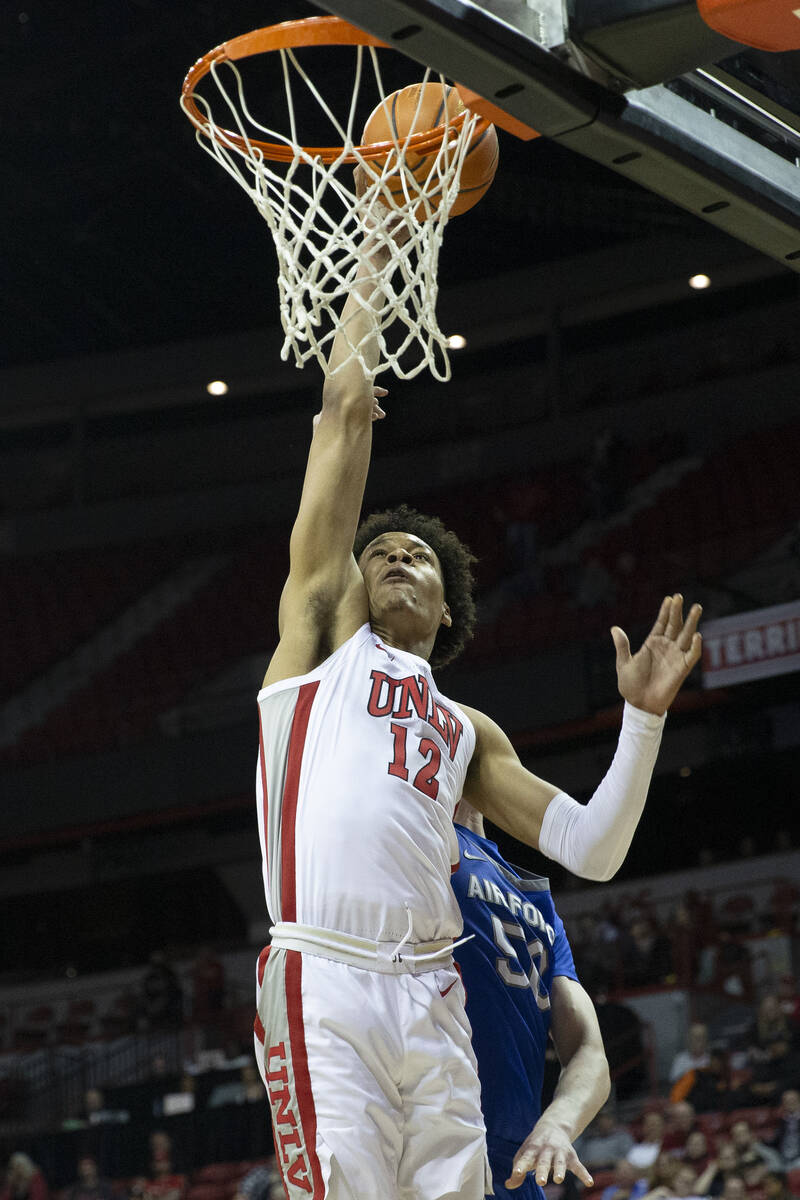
top-left (280, 681), bottom-right (319, 924)
top-left (285, 950), bottom-right (325, 1198)
top-left (254, 1012), bottom-right (265, 1045)
top-left (257, 944), bottom-right (271, 987)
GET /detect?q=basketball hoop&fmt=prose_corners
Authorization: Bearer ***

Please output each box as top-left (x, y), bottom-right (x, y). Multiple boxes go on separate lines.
top-left (180, 16), bottom-right (490, 381)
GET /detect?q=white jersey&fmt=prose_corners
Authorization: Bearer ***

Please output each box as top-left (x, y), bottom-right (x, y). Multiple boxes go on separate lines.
top-left (255, 623), bottom-right (476, 946)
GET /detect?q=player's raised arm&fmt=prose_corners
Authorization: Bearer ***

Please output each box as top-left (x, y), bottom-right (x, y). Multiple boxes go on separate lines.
top-left (289, 235), bottom-right (391, 586)
top-left (266, 229), bottom-right (394, 686)
top-left (506, 977), bottom-right (609, 1190)
top-left (461, 594), bottom-right (702, 880)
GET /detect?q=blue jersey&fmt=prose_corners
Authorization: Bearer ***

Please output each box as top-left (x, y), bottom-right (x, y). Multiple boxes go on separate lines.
top-left (452, 824), bottom-right (578, 1197)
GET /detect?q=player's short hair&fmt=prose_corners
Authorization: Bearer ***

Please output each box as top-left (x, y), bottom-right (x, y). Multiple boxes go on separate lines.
top-left (353, 504), bottom-right (477, 669)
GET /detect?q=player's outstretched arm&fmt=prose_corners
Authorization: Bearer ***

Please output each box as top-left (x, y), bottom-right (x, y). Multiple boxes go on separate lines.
top-left (506, 977), bottom-right (609, 1190)
top-left (461, 595), bottom-right (702, 880)
top-left (265, 234), bottom-right (393, 686)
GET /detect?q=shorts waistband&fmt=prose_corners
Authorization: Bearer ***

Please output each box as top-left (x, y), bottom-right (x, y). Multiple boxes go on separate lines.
top-left (269, 921), bottom-right (456, 975)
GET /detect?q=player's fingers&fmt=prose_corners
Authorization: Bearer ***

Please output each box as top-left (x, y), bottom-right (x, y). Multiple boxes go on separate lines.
top-left (534, 1149), bottom-right (555, 1187)
top-left (685, 631), bottom-right (703, 668)
top-left (676, 602), bottom-right (702, 651)
top-left (610, 625), bottom-right (631, 668)
top-left (648, 594), bottom-right (672, 638)
top-left (551, 1152), bottom-right (568, 1184)
top-left (506, 1146), bottom-right (541, 1188)
top-left (666, 592), bottom-right (684, 639)
top-left (569, 1154), bottom-right (595, 1187)
top-left (373, 386), bottom-right (388, 397)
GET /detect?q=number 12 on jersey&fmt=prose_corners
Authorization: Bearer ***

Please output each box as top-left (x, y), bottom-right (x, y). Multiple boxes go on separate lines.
top-left (387, 722), bottom-right (442, 800)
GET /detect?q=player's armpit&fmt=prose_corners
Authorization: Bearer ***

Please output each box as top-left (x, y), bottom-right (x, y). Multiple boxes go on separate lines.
top-left (459, 705), bottom-right (560, 847)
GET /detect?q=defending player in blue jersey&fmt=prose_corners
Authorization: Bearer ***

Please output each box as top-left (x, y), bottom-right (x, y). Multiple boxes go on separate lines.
top-left (453, 800), bottom-right (611, 1197)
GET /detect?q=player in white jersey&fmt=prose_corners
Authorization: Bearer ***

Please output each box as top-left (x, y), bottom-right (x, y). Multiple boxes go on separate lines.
top-left (254, 225), bottom-right (703, 1199)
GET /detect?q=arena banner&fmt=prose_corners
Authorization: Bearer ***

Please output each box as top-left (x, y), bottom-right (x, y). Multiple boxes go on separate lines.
top-left (702, 599), bottom-right (800, 688)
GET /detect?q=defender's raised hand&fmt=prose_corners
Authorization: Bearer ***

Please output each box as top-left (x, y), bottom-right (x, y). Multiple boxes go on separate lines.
top-left (611, 594), bottom-right (702, 716)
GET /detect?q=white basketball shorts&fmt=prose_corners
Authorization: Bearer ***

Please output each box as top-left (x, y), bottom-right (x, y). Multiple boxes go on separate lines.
top-left (254, 946), bottom-right (492, 1199)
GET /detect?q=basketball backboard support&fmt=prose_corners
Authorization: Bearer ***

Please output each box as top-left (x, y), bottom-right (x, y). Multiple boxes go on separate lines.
top-left (311, 0), bottom-right (800, 271)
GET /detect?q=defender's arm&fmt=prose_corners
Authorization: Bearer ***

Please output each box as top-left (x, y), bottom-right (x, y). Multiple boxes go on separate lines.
top-left (506, 977), bottom-right (610, 1189)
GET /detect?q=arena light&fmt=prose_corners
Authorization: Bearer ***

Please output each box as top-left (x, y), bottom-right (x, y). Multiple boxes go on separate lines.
top-left (206, 379), bottom-right (229, 396)
top-left (679, 765), bottom-right (692, 778)
top-left (447, 333), bottom-right (467, 350)
top-left (688, 273), bottom-right (711, 290)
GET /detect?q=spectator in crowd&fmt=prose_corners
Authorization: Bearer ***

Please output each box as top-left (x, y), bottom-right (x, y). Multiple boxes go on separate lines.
top-left (662, 1102), bottom-right (700, 1154)
top-left (628, 1112), bottom-right (667, 1171)
top-left (674, 1050), bottom-right (743, 1112)
top-left (681, 1131), bottom-right (713, 1175)
top-left (739, 1154), bottom-right (770, 1200)
top-left (647, 1154), bottom-right (681, 1195)
top-left (141, 953), bottom-right (183, 1031)
top-left (577, 1107), bottom-right (636, 1170)
top-left (643, 1163), bottom-right (706, 1200)
top-left (729, 1122), bottom-right (782, 1173)
top-left (602, 1160), bottom-right (650, 1200)
top-left (745, 998), bottom-right (800, 1106)
top-left (0, 1155), bottom-right (48, 1200)
top-left (232, 1163), bottom-right (283, 1200)
top-left (670, 1164), bottom-right (706, 1199)
top-left (720, 1178), bottom-right (748, 1200)
top-left (66, 1158), bottom-right (114, 1200)
top-left (695, 1143), bottom-right (745, 1197)
top-left (768, 1088), bottom-right (800, 1170)
top-left (190, 947), bottom-right (225, 1029)
top-left (751, 996), bottom-right (794, 1057)
top-left (670, 1025), bottom-right (711, 1085)
top-left (131, 1133), bottom-right (186, 1200)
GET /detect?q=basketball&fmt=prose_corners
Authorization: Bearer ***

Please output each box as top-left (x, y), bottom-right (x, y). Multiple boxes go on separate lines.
top-left (361, 82), bottom-right (498, 218)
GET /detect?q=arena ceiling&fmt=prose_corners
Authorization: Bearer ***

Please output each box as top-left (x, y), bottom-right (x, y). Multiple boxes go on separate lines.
top-left (6, 0), bottom-right (792, 382)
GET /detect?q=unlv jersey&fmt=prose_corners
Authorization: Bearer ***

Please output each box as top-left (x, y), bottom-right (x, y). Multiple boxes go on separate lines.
top-left (452, 824), bottom-right (578, 1188)
top-left (256, 623), bottom-right (476, 946)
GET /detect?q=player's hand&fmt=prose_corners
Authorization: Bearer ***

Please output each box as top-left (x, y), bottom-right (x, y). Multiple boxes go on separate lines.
top-left (354, 162), bottom-right (412, 247)
top-left (506, 1115), bottom-right (594, 1190)
top-left (312, 388), bottom-right (387, 437)
top-left (611, 593), bottom-right (702, 716)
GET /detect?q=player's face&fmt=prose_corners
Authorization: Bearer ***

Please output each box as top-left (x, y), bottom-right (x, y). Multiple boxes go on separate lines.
top-left (358, 532), bottom-right (451, 635)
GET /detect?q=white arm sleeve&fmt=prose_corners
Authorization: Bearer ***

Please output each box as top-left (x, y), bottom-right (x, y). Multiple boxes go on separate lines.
top-left (537, 702), bottom-right (665, 881)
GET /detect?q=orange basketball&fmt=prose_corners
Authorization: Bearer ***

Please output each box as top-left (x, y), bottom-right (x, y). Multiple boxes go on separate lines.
top-left (361, 82), bottom-right (498, 218)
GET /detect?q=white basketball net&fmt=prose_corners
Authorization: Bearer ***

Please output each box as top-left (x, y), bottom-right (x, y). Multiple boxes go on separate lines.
top-left (181, 44), bottom-right (481, 381)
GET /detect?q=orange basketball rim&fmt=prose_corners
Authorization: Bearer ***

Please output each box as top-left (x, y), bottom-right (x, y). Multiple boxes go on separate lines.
top-left (181, 15), bottom-right (493, 164)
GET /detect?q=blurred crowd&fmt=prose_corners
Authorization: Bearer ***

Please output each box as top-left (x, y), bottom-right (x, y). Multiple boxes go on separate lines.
top-left (0, 1133), bottom-right (284, 1200)
top-left (567, 884), bottom-right (797, 1002)
top-left (568, 1087), bottom-right (800, 1200)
